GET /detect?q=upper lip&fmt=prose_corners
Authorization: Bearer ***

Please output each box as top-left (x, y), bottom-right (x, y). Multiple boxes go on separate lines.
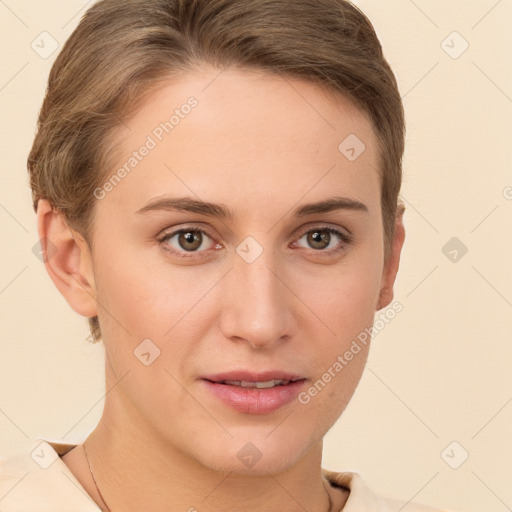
top-left (202, 371), bottom-right (305, 383)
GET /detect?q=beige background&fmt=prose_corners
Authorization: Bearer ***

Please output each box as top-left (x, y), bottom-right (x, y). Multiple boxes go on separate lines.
top-left (1, 1), bottom-right (511, 511)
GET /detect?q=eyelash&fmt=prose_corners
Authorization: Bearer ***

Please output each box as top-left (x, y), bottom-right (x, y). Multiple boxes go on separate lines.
top-left (157, 225), bottom-right (353, 259)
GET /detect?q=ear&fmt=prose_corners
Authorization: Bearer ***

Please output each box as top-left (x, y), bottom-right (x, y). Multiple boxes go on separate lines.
top-left (36, 199), bottom-right (98, 318)
top-left (376, 205), bottom-right (406, 311)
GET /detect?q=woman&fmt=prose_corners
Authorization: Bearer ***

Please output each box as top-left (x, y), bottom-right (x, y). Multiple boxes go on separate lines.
top-left (0, 0), bottom-right (451, 510)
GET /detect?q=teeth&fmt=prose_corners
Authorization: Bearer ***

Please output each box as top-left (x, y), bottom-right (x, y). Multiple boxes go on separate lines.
top-left (222, 379), bottom-right (290, 388)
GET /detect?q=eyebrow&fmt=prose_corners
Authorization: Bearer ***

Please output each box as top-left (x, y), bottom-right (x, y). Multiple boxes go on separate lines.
top-left (135, 195), bottom-right (368, 219)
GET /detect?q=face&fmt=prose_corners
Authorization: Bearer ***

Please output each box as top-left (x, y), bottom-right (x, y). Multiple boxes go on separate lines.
top-left (69, 67), bottom-right (396, 474)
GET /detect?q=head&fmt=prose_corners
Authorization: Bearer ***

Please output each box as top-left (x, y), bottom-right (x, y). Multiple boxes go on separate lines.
top-left (30, 0), bottom-right (405, 474)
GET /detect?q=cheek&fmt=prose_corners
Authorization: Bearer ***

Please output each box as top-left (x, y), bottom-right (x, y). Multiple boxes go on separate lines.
top-left (92, 245), bottom-right (217, 383)
top-left (294, 253), bottom-right (382, 337)
top-left (92, 241), bottom-right (189, 335)
top-left (294, 253), bottom-right (380, 413)
top-left (296, 340), bottom-right (370, 445)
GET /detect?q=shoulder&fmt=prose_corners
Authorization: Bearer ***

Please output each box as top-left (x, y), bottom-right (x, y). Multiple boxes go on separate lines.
top-left (322, 468), bottom-right (453, 512)
top-left (0, 439), bottom-right (100, 511)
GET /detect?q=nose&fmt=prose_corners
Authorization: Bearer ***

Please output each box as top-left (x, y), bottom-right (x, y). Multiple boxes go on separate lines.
top-left (219, 246), bottom-right (296, 349)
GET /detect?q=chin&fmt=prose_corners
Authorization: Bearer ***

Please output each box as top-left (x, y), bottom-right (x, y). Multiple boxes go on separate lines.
top-left (192, 433), bottom-right (311, 476)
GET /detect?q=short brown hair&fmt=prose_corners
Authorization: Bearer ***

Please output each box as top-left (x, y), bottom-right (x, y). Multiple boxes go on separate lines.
top-left (28, 0), bottom-right (406, 343)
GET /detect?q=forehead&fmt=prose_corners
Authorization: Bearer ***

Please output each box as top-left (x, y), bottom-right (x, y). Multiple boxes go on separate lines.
top-left (102, 67), bottom-right (380, 220)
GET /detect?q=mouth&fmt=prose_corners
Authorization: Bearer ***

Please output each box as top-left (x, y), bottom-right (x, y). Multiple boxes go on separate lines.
top-left (201, 371), bottom-right (307, 414)
top-left (210, 379), bottom-right (298, 389)
top-left (202, 370), bottom-right (305, 387)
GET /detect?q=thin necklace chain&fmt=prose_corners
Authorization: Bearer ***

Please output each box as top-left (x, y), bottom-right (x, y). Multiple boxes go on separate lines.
top-left (82, 440), bottom-right (334, 512)
top-left (83, 439), bottom-right (111, 512)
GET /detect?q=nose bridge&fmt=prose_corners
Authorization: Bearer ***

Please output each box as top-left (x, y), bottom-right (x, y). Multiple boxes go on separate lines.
top-left (220, 240), bottom-right (294, 348)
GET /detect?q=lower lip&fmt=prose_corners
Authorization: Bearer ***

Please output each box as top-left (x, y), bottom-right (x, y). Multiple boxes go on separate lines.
top-left (202, 379), bottom-right (306, 414)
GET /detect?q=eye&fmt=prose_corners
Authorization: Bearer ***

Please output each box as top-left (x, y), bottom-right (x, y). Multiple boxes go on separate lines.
top-left (158, 227), bottom-right (220, 258)
top-left (157, 224), bottom-right (352, 260)
top-left (294, 226), bottom-right (352, 254)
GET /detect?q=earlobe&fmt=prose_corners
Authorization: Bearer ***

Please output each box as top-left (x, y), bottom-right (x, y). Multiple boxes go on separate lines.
top-left (376, 209), bottom-right (406, 311)
top-left (36, 199), bottom-right (98, 318)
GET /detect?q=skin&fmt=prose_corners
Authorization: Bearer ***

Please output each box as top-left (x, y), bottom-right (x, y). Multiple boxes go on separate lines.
top-left (38, 66), bottom-right (405, 511)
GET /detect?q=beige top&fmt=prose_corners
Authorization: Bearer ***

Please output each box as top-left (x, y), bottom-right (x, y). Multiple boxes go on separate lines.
top-left (0, 438), bottom-right (448, 511)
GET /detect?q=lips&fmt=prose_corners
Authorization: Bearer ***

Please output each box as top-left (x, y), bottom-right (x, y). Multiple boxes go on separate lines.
top-left (201, 370), bottom-right (307, 414)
